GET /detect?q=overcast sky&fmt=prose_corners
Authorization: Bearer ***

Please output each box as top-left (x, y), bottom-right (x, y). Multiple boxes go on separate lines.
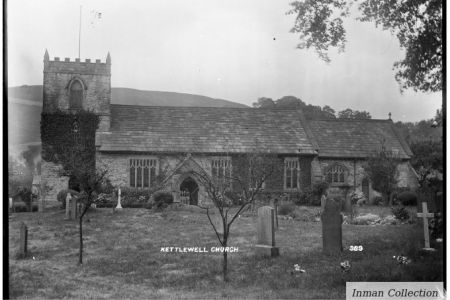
top-left (8, 0), bottom-right (441, 122)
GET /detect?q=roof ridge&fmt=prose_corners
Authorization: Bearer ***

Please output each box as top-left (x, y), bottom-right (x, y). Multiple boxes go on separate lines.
top-left (110, 104), bottom-right (304, 111)
top-left (310, 118), bottom-right (391, 122)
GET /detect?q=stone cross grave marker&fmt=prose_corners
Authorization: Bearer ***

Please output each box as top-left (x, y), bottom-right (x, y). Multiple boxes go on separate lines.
top-left (65, 193), bottom-right (72, 220)
top-left (116, 188), bottom-right (123, 209)
top-left (70, 196), bottom-right (78, 220)
top-left (321, 199), bottom-right (343, 254)
top-left (417, 202), bottom-right (435, 250)
top-left (255, 206), bottom-right (279, 257)
top-left (19, 222), bottom-right (28, 257)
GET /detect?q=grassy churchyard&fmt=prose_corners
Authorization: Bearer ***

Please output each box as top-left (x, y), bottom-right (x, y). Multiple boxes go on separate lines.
top-left (9, 205), bottom-right (443, 299)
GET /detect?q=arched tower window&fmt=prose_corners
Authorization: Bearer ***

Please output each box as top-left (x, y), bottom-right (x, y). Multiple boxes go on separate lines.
top-left (70, 80), bottom-right (83, 109)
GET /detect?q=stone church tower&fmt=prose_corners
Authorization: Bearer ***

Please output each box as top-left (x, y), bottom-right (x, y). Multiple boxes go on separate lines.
top-left (41, 50), bottom-right (111, 208)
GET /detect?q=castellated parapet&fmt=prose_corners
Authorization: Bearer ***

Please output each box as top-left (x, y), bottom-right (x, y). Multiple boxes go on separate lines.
top-left (42, 50), bottom-right (111, 132)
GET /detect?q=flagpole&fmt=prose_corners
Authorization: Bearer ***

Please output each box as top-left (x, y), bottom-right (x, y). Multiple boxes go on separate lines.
top-left (78, 5), bottom-right (82, 59)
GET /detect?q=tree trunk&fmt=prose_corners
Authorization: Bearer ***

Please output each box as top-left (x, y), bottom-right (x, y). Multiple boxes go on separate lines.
top-left (222, 231), bottom-right (228, 282)
top-left (79, 216), bottom-right (83, 264)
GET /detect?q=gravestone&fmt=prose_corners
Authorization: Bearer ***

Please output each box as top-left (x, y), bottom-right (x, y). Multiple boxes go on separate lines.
top-left (65, 193), bottom-right (72, 220)
top-left (9, 198), bottom-right (13, 213)
top-left (320, 194), bottom-right (327, 211)
top-left (321, 199), bottom-right (343, 254)
top-left (19, 222), bottom-right (28, 257)
top-left (116, 188), bottom-right (123, 210)
top-left (70, 196), bottom-right (78, 220)
top-left (417, 202), bottom-right (435, 250)
top-left (255, 206), bottom-right (279, 257)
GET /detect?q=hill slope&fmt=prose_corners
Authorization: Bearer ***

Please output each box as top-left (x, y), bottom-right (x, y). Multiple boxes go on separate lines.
top-left (8, 85), bottom-right (247, 149)
top-left (8, 85), bottom-right (248, 108)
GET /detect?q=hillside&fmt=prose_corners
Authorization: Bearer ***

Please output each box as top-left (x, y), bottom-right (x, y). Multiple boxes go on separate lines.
top-left (8, 85), bottom-right (247, 149)
top-left (8, 85), bottom-right (247, 108)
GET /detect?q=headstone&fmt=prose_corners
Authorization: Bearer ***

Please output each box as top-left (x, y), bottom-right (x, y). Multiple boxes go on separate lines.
top-left (70, 197), bottom-right (78, 220)
top-left (321, 199), bottom-right (343, 254)
top-left (255, 206), bottom-right (279, 257)
top-left (417, 202), bottom-right (435, 250)
top-left (65, 193), bottom-right (72, 220)
top-left (320, 194), bottom-right (327, 211)
top-left (116, 188), bottom-right (123, 209)
top-left (9, 198), bottom-right (13, 213)
top-left (19, 222), bottom-right (28, 257)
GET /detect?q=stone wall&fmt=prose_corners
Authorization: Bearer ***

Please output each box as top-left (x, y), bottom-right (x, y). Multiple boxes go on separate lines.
top-left (96, 152), bottom-right (314, 205)
top-left (40, 160), bottom-right (69, 207)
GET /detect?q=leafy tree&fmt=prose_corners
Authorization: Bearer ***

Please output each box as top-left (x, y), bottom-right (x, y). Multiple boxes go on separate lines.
top-left (322, 105), bottom-right (336, 118)
top-left (193, 151), bottom-right (282, 281)
top-left (21, 145), bottom-right (41, 174)
top-left (252, 97), bottom-right (276, 108)
top-left (287, 0), bottom-right (442, 92)
top-left (410, 140), bottom-right (443, 191)
top-left (8, 155), bottom-right (32, 197)
top-left (364, 143), bottom-right (400, 205)
top-left (253, 95), bottom-right (336, 119)
top-left (338, 108), bottom-right (372, 119)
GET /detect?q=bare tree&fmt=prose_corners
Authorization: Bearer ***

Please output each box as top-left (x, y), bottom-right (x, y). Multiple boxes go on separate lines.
top-left (193, 151), bottom-right (282, 281)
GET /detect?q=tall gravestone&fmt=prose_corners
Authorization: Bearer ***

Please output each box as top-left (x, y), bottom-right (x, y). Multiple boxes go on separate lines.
top-left (65, 193), bottom-right (72, 220)
top-left (9, 198), bottom-right (13, 214)
top-left (255, 206), bottom-right (279, 257)
top-left (70, 196), bottom-right (78, 220)
top-left (116, 188), bottom-right (123, 210)
top-left (19, 222), bottom-right (28, 257)
top-left (321, 199), bottom-right (343, 254)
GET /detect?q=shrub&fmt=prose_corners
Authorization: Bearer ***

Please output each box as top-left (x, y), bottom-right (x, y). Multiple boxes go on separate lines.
top-left (120, 187), bottom-right (152, 208)
top-left (312, 181), bottom-right (329, 196)
top-left (153, 191), bottom-right (174, 210)
top-left (372, 195), bottom-right (383, 206)
top-left (57, 189), bottom-right (80, 208)
top-left (391, 206), bottom-right (410, 221)
top-left (278, 203), bottom-right (296, 216)
top-left (350, 191), bottom-right (367, 206)
top-left (429, 213), bottom-right (443, 239)
top-left (398, 191), bottom-right (418, 206)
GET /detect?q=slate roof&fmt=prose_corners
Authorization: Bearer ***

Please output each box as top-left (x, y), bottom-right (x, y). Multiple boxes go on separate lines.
top-left (97, 105), bottom-right (317, 154)
top-left (306, 119), bottom-right (413, 159)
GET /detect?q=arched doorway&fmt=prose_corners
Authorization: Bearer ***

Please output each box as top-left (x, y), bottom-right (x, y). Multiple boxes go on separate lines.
top-left (180, 177), bottom-right (199, 205)
top-left (362, 178), bottom-right (369, 201)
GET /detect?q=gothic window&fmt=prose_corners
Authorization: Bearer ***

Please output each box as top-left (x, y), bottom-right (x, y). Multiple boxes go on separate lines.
top-left (70, 80), bottom-right (83, 109)
top-left (211, 157), bottom-right (232, 187)
top-left (129, 158), bottom-right (158, 188)
top-left (284, 158), bottom-right (300, 190)
top-left (325, 164), bottom-right (348, 184)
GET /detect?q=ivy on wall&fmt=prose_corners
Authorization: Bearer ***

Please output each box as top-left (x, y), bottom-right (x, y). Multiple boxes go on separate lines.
top-left (41, 110), bottom-right (99, 174)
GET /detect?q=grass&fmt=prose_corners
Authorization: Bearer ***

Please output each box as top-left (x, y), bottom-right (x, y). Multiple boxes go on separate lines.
top-left (8, 205), bottom-right (443, 299)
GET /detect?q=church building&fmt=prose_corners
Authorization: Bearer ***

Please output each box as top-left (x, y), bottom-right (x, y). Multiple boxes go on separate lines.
top-left (40, 51), bottom-right (418, 207)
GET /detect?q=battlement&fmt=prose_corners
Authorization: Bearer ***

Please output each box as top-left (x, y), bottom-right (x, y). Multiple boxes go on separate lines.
top-left (43, 50), bottom-right (111, 76)
top-left (50, 57), bottom-right (108, 64)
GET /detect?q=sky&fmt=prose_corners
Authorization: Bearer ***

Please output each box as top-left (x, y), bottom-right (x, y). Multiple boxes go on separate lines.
top-left (7, 0), bottom-right (442, 122)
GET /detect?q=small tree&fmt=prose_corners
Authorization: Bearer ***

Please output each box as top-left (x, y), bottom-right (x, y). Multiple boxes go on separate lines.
top-left (193, 152), bottom-right (282, 281)
top-left (72, 167), bottom-right (110, 264)
top-left (364, 143), bottom-right (400, 205)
